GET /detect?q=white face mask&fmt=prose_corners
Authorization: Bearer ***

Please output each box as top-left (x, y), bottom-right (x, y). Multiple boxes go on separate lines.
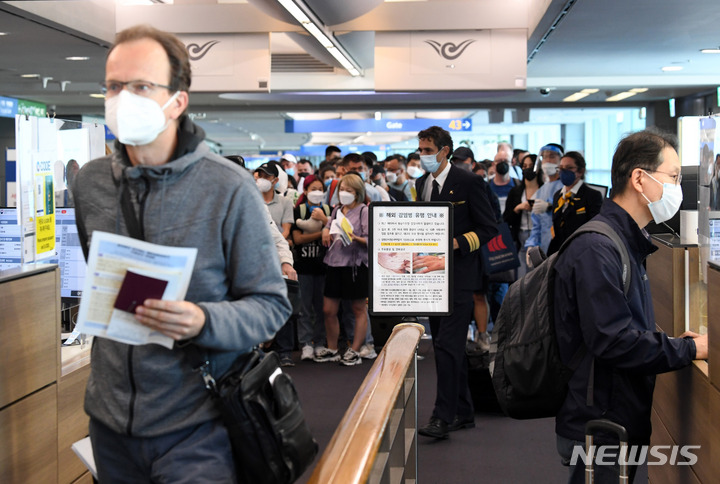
top-left (542, 162), bottom-right (558, 177)
top-left (339, 190), bottom-right (356, 206)
top-left (307, 190), bottom-right (324, 205)
top-left (386, 171), bottom-right (398, 184)
top-left (407, 165), bottom-right (424, 179)
top-left (641, 171), bottom-right (683, 224)
top-left (105, 90), bottom-right (179, 146)
top-left (256, 178), bottom-right (273, 193)
top-left (420, 151), bottom-right (443, 174)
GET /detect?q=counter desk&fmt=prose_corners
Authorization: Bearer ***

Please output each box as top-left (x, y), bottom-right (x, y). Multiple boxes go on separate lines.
top-left (0, 264), bottom-right (92, 484)
top-left (647, 236), bottom-right (719, 484)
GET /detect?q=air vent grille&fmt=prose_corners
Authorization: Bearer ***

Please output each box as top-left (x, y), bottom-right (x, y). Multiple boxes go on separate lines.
top-left (271, 54), bottom-right (335, 73)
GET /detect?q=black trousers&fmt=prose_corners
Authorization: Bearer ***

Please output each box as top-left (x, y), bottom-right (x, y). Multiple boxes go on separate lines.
top-left (429, 289), bottom-right (474, 423)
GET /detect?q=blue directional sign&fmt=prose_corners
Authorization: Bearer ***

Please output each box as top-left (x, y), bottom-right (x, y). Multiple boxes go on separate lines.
top-left (0, 96), bottom-right (18, 118)
top-left (285, 118), bottom-right (472, 133)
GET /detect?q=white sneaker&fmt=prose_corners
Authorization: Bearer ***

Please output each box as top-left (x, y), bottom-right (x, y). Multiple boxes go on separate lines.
top-left (313, 347), bottom-right (340, 363)
top-left (301, 344), bottom-right (314, 361)
top-left (340, 348), bottom-right (362, 366)
top-left (358, 344), bottom-right (377, 360)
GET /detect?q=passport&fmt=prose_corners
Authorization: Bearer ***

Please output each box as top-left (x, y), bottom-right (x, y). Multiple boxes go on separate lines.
top-left (113, 270), bottom-right (168, 313)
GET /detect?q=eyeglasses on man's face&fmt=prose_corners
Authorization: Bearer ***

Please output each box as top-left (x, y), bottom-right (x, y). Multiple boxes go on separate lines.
top-left (100, 79), bottom-right (172, 98)
top-left (651, 170), bottom-right (682, 186)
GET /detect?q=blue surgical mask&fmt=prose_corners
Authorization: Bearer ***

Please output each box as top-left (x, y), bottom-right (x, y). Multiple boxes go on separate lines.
top-left (324, 179), bottom-right (333, 188)
top-left (359, 171), bottom-right (367, 181)
top-left (285, 167), bottom-right (295, 177)
top-left (420, 151), bottom-right (442, 173)
top-left (559, 169), bottom-right (577, 187)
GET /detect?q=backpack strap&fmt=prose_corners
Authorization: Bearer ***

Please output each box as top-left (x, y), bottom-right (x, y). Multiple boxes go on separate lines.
top-left (556, 219), bottom-right (631, 407)
top-left (328, 179), bottom-right (339, 202)
top-left (558, 219), bottom-right (631, 296)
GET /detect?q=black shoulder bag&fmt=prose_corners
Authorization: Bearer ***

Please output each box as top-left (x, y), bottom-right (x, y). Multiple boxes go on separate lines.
top-left (119, 185), bottom-right (317, 483)
top-left (191, 349), bottom-right (318, 484)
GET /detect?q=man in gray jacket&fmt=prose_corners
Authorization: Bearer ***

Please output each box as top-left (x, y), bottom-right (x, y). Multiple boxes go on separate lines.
top-left (72, 25), bottom-right (291, 482)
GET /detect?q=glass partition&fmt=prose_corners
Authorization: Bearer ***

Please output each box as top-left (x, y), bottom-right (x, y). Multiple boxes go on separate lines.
top-left (14, 115), bottom-right (104, 264)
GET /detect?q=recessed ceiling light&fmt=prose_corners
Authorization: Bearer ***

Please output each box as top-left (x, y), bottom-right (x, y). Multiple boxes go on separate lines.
top-left (701, 48), bottom-right (720, 54)
top-left (89, 93), bottom-right (105, 99)
top-left (563, 88), bottom-right (599, 102)
top-left (606, 91), bottom-right (639, 102)
top-left (0, 32), bottom-right (9, 36)
top-left (661, 66), bottom-right (683, 72)
top-left (65, 56), bottom-right (89, 61)
top-left (21, 73), bottom-right (40, 78)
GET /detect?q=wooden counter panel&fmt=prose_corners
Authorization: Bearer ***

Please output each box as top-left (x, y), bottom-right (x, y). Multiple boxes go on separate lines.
top-left (649, 409), bottom-right (701, 484)
top-left (0, 270), bottom-right (60, 408)
top-left (706, 382), bottom-right (720, 483)
top-left (58, 364), bottom-right (90, 484)
top-left (653, 362), bottom-right (720, 483)
top-left (708, 266), bottom-right (720, 388)
top-left (647, 243), bottom-right (684, 336)
top-left (654, 366), bottom-right (705, 449)
top-left (0, 385), bottom-right (58, 483)
top-left (72, 472), bottom-right (93, 484)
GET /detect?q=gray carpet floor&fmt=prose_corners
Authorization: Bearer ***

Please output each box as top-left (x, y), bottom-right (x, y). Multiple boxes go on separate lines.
top-left (284, 337), bottom-right (604, 483)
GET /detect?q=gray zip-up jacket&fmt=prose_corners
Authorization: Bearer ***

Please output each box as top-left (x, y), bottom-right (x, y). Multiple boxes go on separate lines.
top-left (73, 119), bottom-right (291, 437)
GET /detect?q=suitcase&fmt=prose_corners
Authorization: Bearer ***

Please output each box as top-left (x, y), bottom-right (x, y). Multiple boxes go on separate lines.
top-left (466, 340), bottom-right (501, 413)
top-left (584, 419), bottom-right (630, 484)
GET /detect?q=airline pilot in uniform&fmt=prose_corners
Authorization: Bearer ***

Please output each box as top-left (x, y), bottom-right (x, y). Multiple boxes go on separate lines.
top-left (414, 126), bottom-right (498, 439)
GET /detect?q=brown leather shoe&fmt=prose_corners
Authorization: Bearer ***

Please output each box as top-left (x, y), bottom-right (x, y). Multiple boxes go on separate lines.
top-left (418, 417), bottom-right (449, 439)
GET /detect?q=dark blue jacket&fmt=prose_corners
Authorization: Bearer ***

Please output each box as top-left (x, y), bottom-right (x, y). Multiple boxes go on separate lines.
top-left (553, 200), bottom-right (696, 444)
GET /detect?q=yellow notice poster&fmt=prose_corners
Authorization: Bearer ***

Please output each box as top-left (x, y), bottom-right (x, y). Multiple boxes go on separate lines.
top-left (35, 168), bottom-right (55, 255)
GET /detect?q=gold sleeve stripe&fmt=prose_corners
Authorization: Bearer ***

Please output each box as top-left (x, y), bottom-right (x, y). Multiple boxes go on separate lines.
top-left (470, 232), bottom-right (480, 251)
top-left (463, 232), bottom-right (480, 251)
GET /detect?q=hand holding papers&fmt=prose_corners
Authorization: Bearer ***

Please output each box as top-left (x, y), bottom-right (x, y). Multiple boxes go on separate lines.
top-left (75, 232), bottom-right (198, 348)
top-left (329, 210), bottom-right (354, 246)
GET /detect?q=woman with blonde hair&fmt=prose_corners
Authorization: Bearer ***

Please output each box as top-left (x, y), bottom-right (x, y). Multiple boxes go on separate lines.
top-left (315, 173), bottom-right (369, 366)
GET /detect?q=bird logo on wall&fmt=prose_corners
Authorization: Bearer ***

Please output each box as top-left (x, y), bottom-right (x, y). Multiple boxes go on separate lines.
top-left (424, 39), bottom-right (476, 60)
top-left (186, 40), bottom-right (221, 61)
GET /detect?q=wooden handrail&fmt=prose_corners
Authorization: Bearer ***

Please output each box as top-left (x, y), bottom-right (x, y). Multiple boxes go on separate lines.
top-left (307, 322), bottom-right (425, 484)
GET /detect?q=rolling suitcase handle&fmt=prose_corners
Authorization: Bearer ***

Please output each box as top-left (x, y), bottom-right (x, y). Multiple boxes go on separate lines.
top-left (584, 419), bottom-right (629, 484)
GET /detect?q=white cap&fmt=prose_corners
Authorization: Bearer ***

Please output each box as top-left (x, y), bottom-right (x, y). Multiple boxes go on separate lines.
top-left (281, 153), bottom-right (298, 164)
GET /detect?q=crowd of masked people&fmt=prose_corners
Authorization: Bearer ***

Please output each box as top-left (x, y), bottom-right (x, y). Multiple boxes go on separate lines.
top-left (230, 139), bottom-right (603, 368)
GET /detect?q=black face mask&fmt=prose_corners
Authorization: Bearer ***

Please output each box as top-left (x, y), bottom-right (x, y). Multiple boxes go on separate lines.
top-left (523, 168), bottom-right (537, 181)
top-left (496, 161), bottom-right (509, 176)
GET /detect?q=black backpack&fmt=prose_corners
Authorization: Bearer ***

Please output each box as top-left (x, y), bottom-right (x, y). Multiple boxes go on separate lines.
top-left (489, 220), bottom-right (631, 419)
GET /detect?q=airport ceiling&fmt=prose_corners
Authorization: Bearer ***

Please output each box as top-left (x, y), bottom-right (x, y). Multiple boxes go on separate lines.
top-left (0, 0), bottom-right (719, 154)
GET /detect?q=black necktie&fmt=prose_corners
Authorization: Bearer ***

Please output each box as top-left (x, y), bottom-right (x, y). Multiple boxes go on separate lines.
top-left (431, 180), bottom-right (440, 201)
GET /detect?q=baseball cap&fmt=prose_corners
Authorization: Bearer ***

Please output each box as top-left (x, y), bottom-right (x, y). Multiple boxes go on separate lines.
top-left (451, 147), bottom-right (475, 162)
top-left (255, 162), bottom-right (279, 178)
top-left (281, 153), bottom-right (298, 164)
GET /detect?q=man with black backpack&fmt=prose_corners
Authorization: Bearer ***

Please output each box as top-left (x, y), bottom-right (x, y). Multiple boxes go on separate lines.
top-left (553, 130), bottom-right (707, 482)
